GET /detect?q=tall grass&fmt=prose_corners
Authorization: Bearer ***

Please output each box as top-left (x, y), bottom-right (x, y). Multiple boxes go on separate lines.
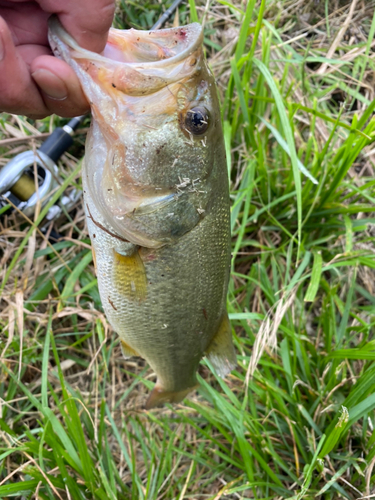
top-left (1, 0), bottom-right (375, 498)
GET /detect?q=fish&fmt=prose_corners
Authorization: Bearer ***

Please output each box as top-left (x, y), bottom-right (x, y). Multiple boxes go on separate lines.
top-left (48, 16), bottom-right (236, 409)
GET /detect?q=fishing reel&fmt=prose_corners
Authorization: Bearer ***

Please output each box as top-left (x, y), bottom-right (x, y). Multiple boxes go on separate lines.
top-left (0, 116), bottom-right (84, 225)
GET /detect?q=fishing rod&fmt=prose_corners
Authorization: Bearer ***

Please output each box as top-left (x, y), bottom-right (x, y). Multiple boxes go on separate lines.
top-left (0, 0), bottom-right (185, 226)
top-left (151, 0), bottom-right (184, 30)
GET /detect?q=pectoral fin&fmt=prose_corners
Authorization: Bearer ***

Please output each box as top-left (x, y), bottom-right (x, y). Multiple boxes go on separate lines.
top-left (113, 248), bottom-right (147, 301)
top-left (205, 312), bottom-right (236, 377)
top-left (120, 340), bottom-right (140, 359)
top-left (145, 383), bottom-right (198, 410)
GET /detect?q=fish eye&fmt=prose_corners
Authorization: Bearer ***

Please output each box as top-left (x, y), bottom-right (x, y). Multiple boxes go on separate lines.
top-left (184, 107), bottom-right (210, 135)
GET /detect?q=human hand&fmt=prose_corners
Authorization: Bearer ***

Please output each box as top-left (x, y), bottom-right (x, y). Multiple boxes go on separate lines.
top-left (0, 0), bottom-right (115, 118)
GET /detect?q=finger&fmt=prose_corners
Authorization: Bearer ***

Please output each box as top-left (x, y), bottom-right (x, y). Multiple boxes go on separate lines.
top-left (18, 43), bottom-right (50, 67)
top-left (0, 16), bottom-right (89, 118)
top-left (31, 54), bottom-right (90, 117)
top-left (38, 0), bottom-right (115, 52)
top-left (0, 16), bottom-right (49, 117)
top-left (0, 2), bottom-right (50, 46)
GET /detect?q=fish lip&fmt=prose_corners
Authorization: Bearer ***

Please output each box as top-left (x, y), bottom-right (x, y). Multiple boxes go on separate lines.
top-left (48, 15), bottom-right (203, 69)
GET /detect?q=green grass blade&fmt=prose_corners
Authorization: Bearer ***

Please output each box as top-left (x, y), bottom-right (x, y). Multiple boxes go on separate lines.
top-left (253, 57), bottom-right (302, 248)
top-left (304, 252), bottom-right (322, 302)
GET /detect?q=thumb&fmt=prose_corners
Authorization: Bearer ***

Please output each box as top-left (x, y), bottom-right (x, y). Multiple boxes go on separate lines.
top-left (38, 0), bottom-right (115, 52)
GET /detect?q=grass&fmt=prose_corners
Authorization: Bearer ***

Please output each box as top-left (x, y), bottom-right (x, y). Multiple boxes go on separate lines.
top-left (1, 0), bottom-right (375, 498)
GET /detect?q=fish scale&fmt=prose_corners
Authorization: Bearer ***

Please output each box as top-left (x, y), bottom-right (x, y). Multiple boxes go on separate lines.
top-left (49, 16), bottom-right (236, 408)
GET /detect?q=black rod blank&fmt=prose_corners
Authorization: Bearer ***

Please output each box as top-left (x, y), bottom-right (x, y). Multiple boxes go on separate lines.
top-left (151, 0), bottom-right (186, 30)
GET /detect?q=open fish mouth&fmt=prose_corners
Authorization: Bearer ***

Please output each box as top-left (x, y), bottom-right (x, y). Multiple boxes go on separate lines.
top-left (48, 16), bottom-right (203, 96)
top-left (48, 15), bottom-right (215, 247)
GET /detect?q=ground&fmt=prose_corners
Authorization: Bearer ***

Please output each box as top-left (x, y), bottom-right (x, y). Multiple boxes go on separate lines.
top-left (1, 0), bottom-right (375, 498)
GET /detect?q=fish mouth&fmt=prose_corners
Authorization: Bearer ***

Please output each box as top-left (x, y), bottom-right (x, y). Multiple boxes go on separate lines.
top-left (48, 16), bottom-right (203, 89)
top-left (48, 16), bottom-right (208, 244)
top-left (48, 16), bottom-right (203, 96)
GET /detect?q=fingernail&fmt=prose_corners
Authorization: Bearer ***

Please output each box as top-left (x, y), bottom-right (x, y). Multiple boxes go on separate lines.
top-left (31, 69), bottom-right (68, 100)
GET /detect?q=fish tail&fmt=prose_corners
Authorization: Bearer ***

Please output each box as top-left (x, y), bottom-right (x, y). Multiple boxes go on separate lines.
top-left (145, 383), bottom-right (198, 410)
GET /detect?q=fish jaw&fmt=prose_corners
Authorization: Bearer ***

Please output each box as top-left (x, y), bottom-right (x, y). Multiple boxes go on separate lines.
top-left (49, 17), bottom-right (222, 247)
top-left (48, 16), bottom-right (205, 131)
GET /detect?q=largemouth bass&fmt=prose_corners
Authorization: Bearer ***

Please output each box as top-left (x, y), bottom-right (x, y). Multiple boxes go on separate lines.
top-left (48, 17), bottom-right (236, 409)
